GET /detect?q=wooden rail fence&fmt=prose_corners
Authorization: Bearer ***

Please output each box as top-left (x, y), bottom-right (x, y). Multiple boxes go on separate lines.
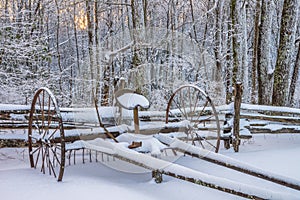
top-left (1, 102), bottom-right (300, 148)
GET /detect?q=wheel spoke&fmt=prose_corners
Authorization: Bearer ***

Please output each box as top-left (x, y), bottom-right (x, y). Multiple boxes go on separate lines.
top-left (47, 127), bottom-right (59, 141)
top-left (48, 158), bottom-right (57, 178)
top-left (55, 144), bottom-right (62, 150)
top-left (202, 139), bottom-right (217, 150)
top-left (34, 108), bottom-right (42, 135)
top-left (46, 148), bottom-right (56, 177)
top-left (30, 145), bottom-right (41, 156)
top-left (191, 90), bottom-right (201, 117)
top-left (179, 90), bottom-right (188, 119)
top-left (194, 115), bottom-right (214, 131)
top-left (34, 147), bottom-right (41, 168)
top-left (41, 91), bottom-right (46, 138)
top-left (172, 98), bottom-right (185, 119)
top-left (48, 144), bottom-right (62, 166)
top-left (47, 95), bottom-right (51, 126)
top-left (196, 99), bottom-right (209, 122)
top-left (188, 87), bottom-right (195, 122)
top-left (195, 133), bottom-right (217, 150)
top-left (37, 95), bottom-right (43, 130)
top-left (42, 95), bottom-right (52, 138)
top-left (195, 135), bottom-right (205, 149)
top-left (166, 85), bottom-right (220, 153)
top-left (41, 147), bottom-right (46, 174)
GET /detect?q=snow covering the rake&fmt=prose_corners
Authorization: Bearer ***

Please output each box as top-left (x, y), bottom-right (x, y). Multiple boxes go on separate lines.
top-left (66, 139), bottom-right (115, 155)
top-left (66, 133), bottom-right (168, 156)
top-left (65, 136), bottom-right (298, 199)
top-left (117, 133), bottom-right (167, 156)
top-left (154, 134), bottom-right (300, 188)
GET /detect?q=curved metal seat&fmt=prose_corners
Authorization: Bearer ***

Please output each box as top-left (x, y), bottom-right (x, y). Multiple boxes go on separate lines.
top-left (115, 89), bottom-right (150, 134)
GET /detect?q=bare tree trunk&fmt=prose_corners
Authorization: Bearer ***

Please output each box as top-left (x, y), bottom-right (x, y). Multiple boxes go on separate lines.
top-left (272, 0), bottom-right (298, 106)
top-left (102, 6), bottom-right (113, 106)
top-left (131, 0), bottom-right (138, 30)
top-left (54, 0), bottom-right (63, 101)
top-left (213, 0), bottom-right (222, 82)
top-left (288, 39), bottom-right (300, 106)
top-left (257, 0), bottom-right (273, 105)
top-left (225, 6), bottom-right (232, 104)
top-left (73, 0), bottom-right (80, 73)
top-left (94, 1), bottom-right (101, 101)
top-left (86, 0), bottom-right (94, 76)
top-left (189, 0), bottom-right (198, 43)
top-left (130, 0), bottom-right (142, 93)
top-left (251, 0), bottom-right (261, 104)
top-left (230, 0), bottom-right (239, 85)
top-left (241, 2), bottom-right (249, 101)
top-left (142, 0), bottom-right (147, 28)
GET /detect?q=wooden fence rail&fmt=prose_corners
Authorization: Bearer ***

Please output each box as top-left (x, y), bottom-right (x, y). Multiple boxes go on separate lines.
top-left (1, 103), bottom-right (300, 132)
top-left (1, 102), bottom-right (300, 147)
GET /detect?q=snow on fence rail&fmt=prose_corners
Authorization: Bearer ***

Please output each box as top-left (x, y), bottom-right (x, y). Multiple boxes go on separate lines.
top-left (0, 103), bottom-right (219, 129)
top-left (1, 103), bottom-right (300, 137)
top-left (217, 103), bottom-right (300, 134)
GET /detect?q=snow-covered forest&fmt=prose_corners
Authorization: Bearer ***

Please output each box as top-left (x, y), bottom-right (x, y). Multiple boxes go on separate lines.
top-left (0, 0), bottom-right (300, 108)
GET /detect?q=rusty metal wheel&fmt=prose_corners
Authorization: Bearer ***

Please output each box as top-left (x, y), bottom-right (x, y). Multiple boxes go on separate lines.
top-left (28, 87), bottom-right (65, 181)
top-left (166, 84), bottom-right (220, 153)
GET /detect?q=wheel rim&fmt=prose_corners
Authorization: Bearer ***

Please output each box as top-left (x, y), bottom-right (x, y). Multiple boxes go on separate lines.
top-left (166, 84), bottom-right (220, 153)
top-left (28, 87), bottom-right (65, 181)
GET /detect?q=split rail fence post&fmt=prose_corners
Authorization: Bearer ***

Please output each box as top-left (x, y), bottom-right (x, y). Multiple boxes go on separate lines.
top-left (233, 82), bottom-right (243, 152)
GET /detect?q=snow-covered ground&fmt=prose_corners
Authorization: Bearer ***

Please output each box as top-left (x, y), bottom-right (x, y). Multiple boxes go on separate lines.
top-left (1, 133), bottom-right (300, 200)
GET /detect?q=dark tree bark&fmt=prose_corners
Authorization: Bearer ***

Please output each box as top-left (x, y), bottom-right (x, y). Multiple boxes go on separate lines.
top-left (225, 6), bottom-right (232, 104)
top-left (142, 0), bottom-right (148, 27)
top-left (230, 0), bottom-right (239, 85)
top-left (54, 0), bottom-right (63, 101)
top-left (94, 1), bottom-right (101, 101)
top-left (213, 0), bottom-right (222, 82)
top-left (251, 0), bottom-right (261, 104)
top-left (257, 0), bottom-right (273, 105)
top-left (272, 0), bottom-right (298, 106)
top-left (189, 0), bottom-right (198, 43)
top-left (102, 6), bottom-right (114, 106)
top-left (86, 0), bottom-right (94, 80)
top-left (288, 39), bottom-right (300, 106)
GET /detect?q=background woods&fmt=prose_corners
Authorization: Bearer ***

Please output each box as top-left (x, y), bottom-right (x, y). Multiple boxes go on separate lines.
top-left (0, 0), bottom-right (299, 108)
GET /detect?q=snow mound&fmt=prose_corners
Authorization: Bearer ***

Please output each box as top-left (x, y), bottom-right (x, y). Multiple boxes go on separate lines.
top-left (117, 93), bottom-right (150, 109)
top-left (117, 133), bottom-right (167, 156)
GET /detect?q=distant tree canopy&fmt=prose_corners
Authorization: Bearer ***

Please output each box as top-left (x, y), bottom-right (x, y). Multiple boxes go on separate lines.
top-left (0, 0), bottom-right (299, 107)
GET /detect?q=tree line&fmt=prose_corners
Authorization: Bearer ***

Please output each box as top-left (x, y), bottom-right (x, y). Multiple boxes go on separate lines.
top-left (0, 0), bottom-right (299, 108)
